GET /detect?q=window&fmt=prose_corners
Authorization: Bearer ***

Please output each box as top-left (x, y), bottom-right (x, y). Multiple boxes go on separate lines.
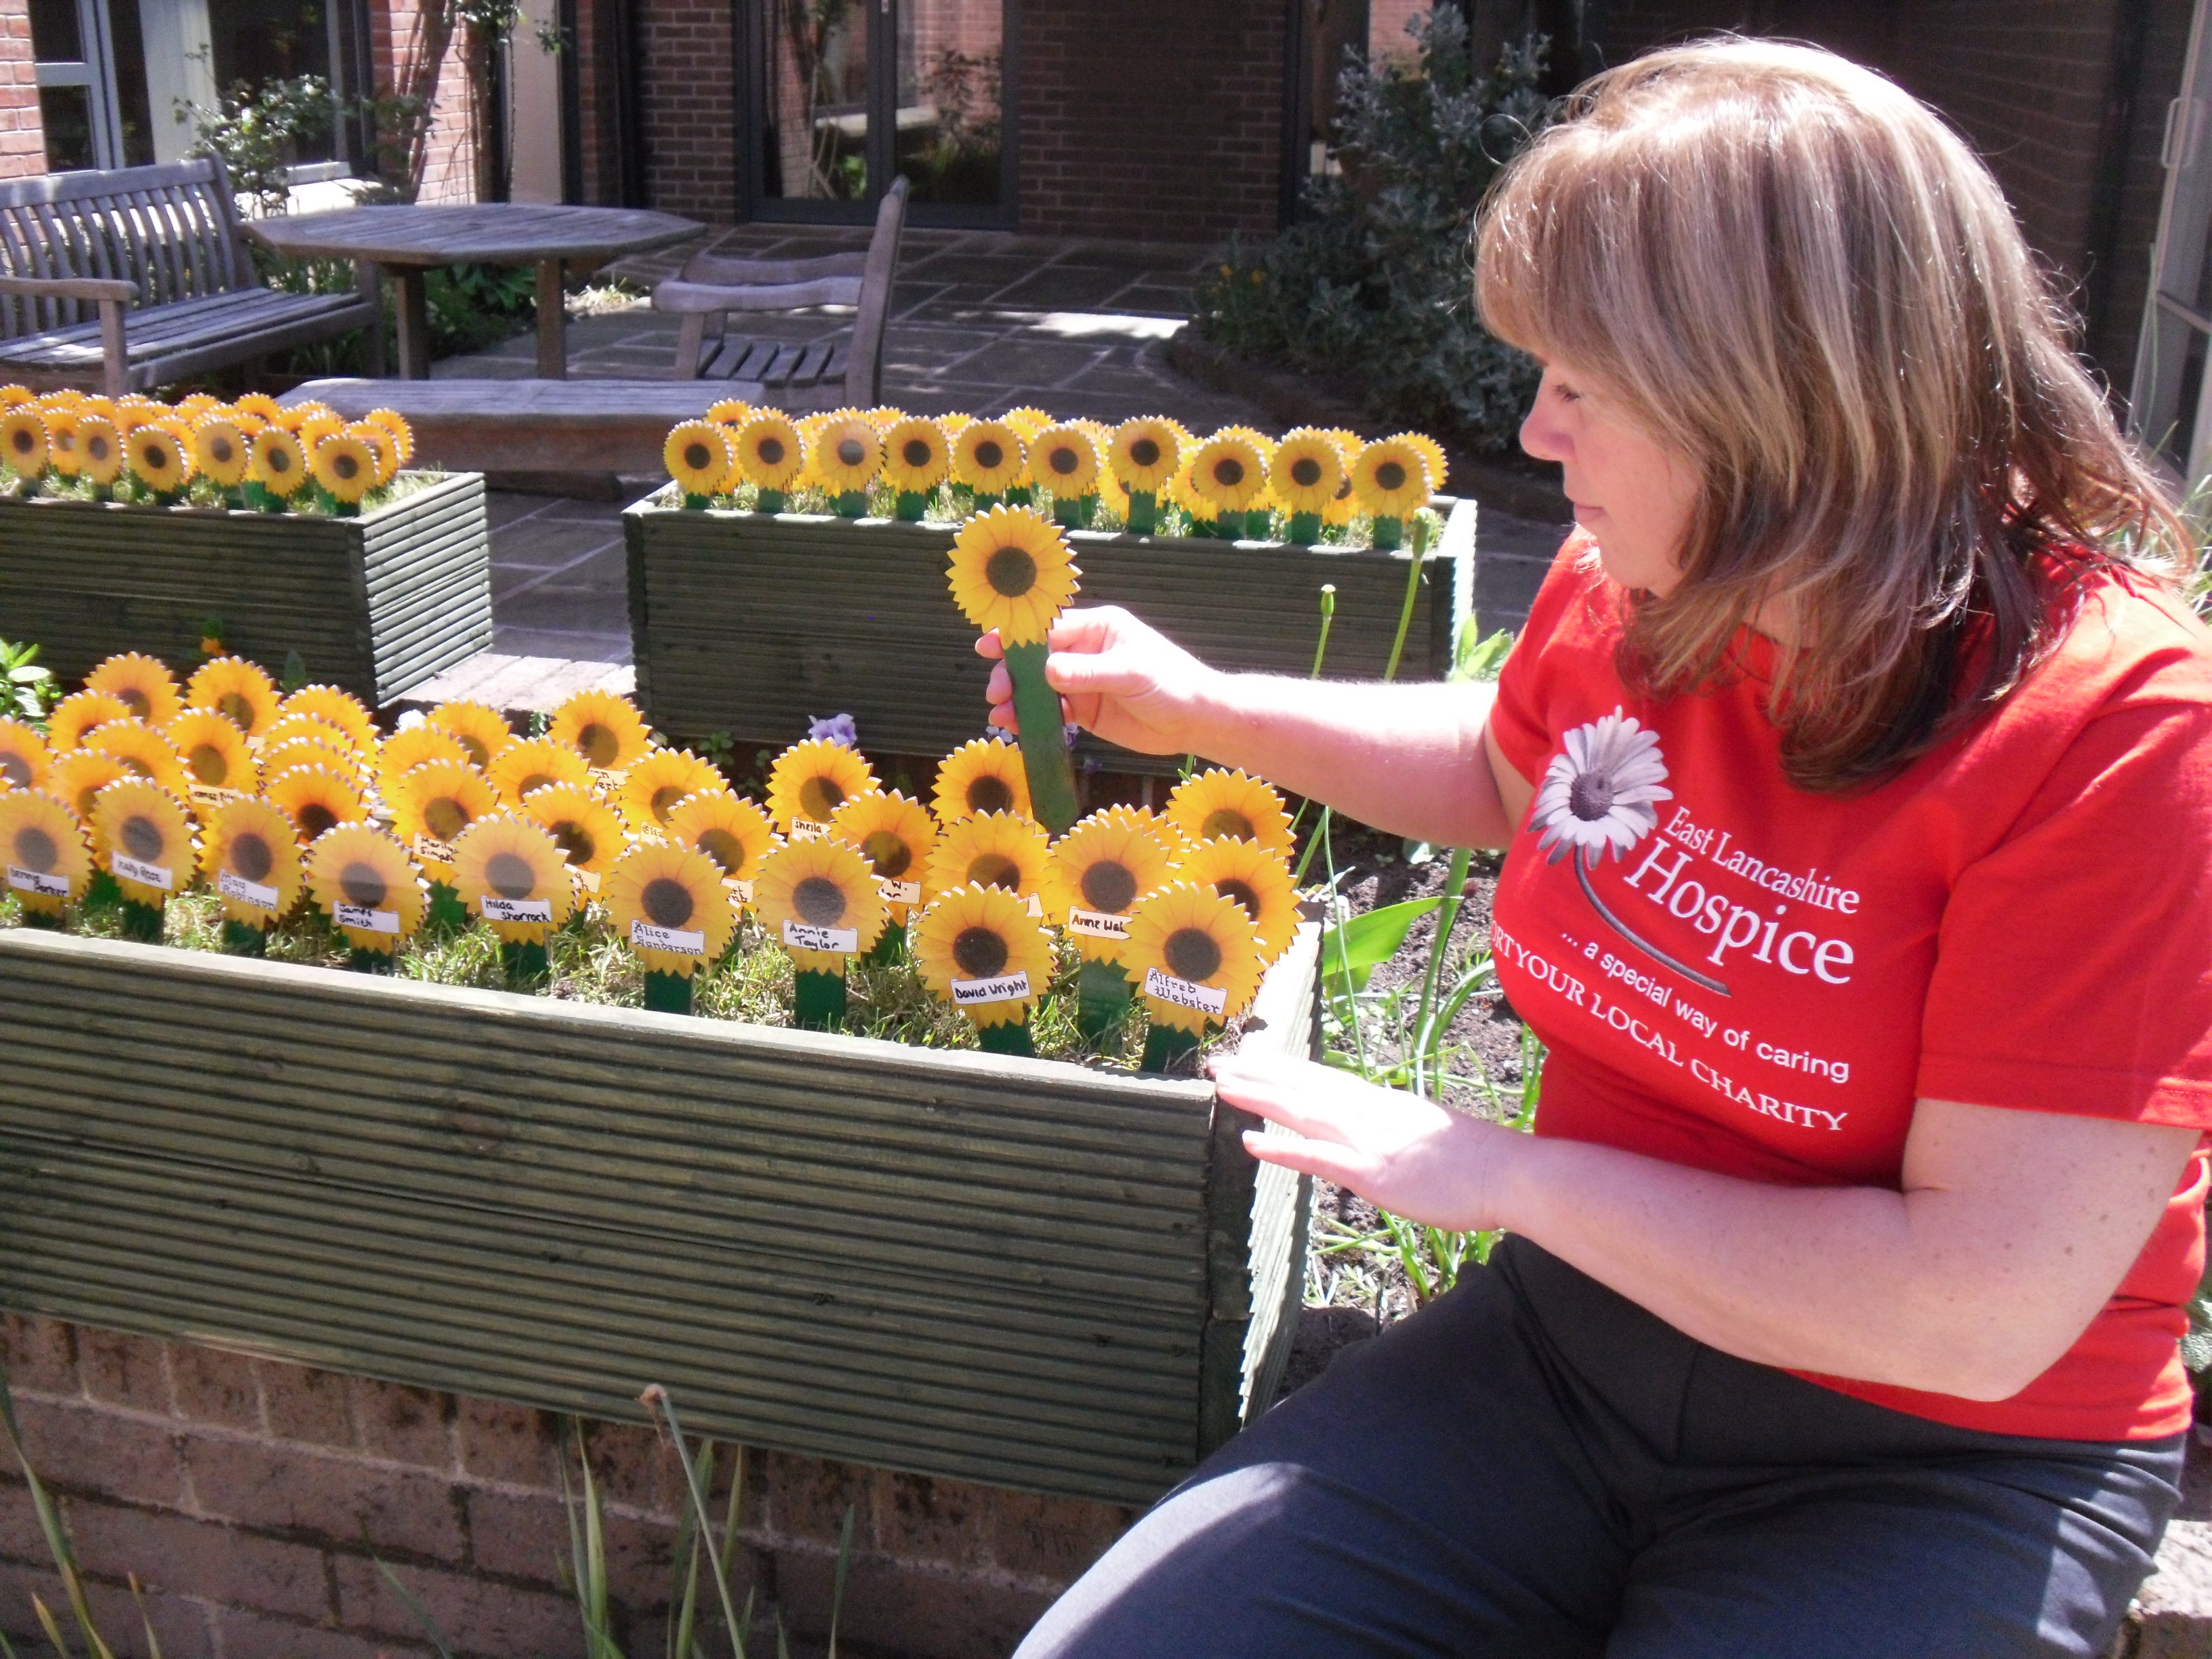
top-left (2133, 0), bottom-right (2212, 486)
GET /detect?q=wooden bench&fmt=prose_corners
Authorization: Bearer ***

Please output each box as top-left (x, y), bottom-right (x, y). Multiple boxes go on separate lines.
top-left (0, 158), bottom-right (380, 397)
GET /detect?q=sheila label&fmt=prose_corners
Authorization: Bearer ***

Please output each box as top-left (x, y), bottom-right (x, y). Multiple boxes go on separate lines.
top-left (480, 895), bottom-right (553, 923)
top-left (335, 903), bottom-right (399, 934)
top-left (217, 869), bottom-right (280, 911)
top-left (953, 970), bottom-right (1031, 1006)
top-left (7, 865), bottom-right (68, 899)
top-left (631, 919), bottom-right (706, 955)
top-left (790, 819), bottom-right (829, 841)
top-left (1144, 968), bottom-right (1227, 1015)
top-left (782, 920), bottom-right (858, 953)
top-left (188, 783), bottom-right (244, 810)
top-left (112, 854), bottom-right (172, 890)
top-left (411, 834), bottom-right (455, 869)
top-left (1067, 907), bottom-right (1130, 939)
top-left (878, 878), bottom-right (921, 905)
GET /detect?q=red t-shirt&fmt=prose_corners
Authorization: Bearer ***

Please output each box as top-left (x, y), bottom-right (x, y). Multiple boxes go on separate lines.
top-left (1489, 533), bottom-right (2212, 1441)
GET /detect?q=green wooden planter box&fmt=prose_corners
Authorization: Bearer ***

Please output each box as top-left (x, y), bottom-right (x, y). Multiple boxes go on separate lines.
top-left (0, 921), bottom-right (1319, 1506)
top-left (626, 493), bottom-right (1475, 767)
top-left (0, 473), bottom-right (491, 706)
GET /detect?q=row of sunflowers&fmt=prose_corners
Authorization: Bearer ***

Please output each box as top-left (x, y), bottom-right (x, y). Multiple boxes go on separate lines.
top-left (0, 653), bottom-right (1303, 1069)
top-left (0, 388), bottom-right (417, 516)
top-left (659, 401), bottom-right (1447, 550)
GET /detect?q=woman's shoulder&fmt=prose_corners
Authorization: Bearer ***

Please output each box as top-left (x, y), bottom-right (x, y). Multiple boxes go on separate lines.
top-left (2020, 556), bottom-right (2212, 719)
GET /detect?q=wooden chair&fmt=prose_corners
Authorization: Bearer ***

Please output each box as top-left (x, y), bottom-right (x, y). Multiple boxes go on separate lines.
top-left (0, 157), bottom-right (381, 397)
top-left (653, 176), bottom-right (907, 407)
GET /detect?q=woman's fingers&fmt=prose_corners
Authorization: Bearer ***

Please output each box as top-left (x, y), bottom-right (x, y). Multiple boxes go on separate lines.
top-left (1244, 1130), bottom-right (1380, 1187)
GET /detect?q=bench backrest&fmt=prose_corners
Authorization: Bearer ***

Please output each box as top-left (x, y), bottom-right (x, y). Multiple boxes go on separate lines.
top-left (0, 157), bottom-right (258, 338)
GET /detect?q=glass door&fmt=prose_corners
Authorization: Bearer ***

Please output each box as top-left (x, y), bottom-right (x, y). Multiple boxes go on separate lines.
top-left (2133, 0), bottom-right (2212, 487)
top-left (29, 0), bottom-right (123, 169)
top-left (748, 0), bottom-right (1010, 224)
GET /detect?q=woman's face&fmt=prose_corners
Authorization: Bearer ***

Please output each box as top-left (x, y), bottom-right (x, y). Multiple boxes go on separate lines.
top-left (1518, 359), bottom-right (1701, 597)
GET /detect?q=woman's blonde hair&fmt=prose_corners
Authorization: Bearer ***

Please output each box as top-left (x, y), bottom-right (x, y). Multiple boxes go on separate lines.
top-left (1477, 39), bottom-right (2185, 791)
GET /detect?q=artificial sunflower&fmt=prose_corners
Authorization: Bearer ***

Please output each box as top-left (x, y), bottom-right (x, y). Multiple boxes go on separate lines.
top-left (304, 823), bottom-right (424, 953)
top-left (1124, 881), bottom-right (1266, 1036)
top-left (233, 392), bottom-right (283, 424)
top-left (91, 777), bottom-right (195, 905)
top-left (707, 398), bottom-right (754, 427)
top-left (111, 400), bottom-right (163, 435)
top-left (451, 814), bottom-right (574, 942)
top-left (1188, 432), bottom-right (1267, 519)
top-left (950, 419), bottom-right (1025, 498)
top-left (488, 737), bottom-right (592, 806)
top-left (390, 760), bottom-right (499, 858)
top-left (75, 417), bottom-right (123, 488)
top-left (1269, 429), bottom-right (1346, 530)
top-left (187, 657), bottom-right (281, 737)
top-left (363, 407), bottom-right (414, 464)
top-left (125, 424), bottom-right (193, 496)
top-left (664, 789), bottom-right (777, 901)
top-left (311, 432), bottom-right (377, 507)
top-left (353, 424), bottom-right (399, 487)
top-left (1174, 834), bottom-right (1300, 962)
top-left (375, 722), bottom-right (472, 786)
top-left (764, 737), bottom-right (878, 836)
top-left (880, 417), bottom-right (950, 495)
top-left (1109, 417), bottom-right (1181, 492)
top-left (260, 711), bottom-right (364, 761)
top-left (167, 709), bottom-right (257, 797)
top-left (932, 736), bottom-right (1033, 823)
top-left (617, 747), bottom-right (726, 834)
top-left (754, 834), bottom-right (887, 971)
top-left (190, 418), bottom-right (251, 488)
top-left (248, 427), bottom-right (308, 498)
top-left (47, 752), bottom-right (129, 830)
top-left (85, 719), bottom-right (189, 796)
top-left (734, 411), bottom-right (806, 495)
top-left (264, 763), bottom-right (369, 845)
top-left (1349, 435), bottom-right (1430, 521)
top-left (83, 652), bottom-right (182, 726)
top-left (924, 809), bottom-right (1052, 907)
top-left (259, 737), bottom-right (359, 785)
top-left (1, 409), bottom-right (47, 478)
top-left (42, 409), bottom-right (81, 476)
top-left (909, 882), bottom-right (1056, 1033)
top-left (1003, 406), bottom-right (1052, 439)
top-left (1399, 431), bottom-right (1448, 495)
top-left (0, 385), bottom-right (30, 407)
top-left (201, 796), bottom-right (304, 929)
top-left (0, 718), bottom-right (49, 791)
top-left (517, 783), bottom-right (628, 885)
top-left (426, 700), bottom-right (514, 769)
top-left (945, 506), bottom-right (1078, 646)
top-left (1165, 767), bottom-right (1294, 858)
top-left (604, 840), bottom-right (736, 979)
top-left (295, 411), bottom-right (343, 449)
top-left (1049, 809), bottom-right (1179, 962)
top-left (0, 788), bottom-right (89, 916)
top-left (665, 420), bottom-right (734, 505)
top-left (279, 685), bottom-right (378, 750)
top-left (548, 689), bottom-right (651, 772)
top-left (812, 413), bottom-right (882, 499)
top-left (829, 788), bottom-right (937, 918)
top-left (1031, 422), bottom-right (1099, 496)
top-left (45, 689), bottom-right (134, 752)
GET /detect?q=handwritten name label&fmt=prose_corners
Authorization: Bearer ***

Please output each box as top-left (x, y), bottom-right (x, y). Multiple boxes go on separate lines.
top-left (724, 877), bottom-right (754, 901)
top-left (952, 970), bottom-right (1031, 1006)
top-left (217, 869), bottom-right (280, 911)
top-left (7, 865), bottom-right (68, 899)
top-left (1144, 967), bottom-right (1227, 1017)
top-left (790, 819), bottom-right (828, 841)
top-left (631, 920), bottom-right (706, 955)
top-left (1067, 907), bottom-right (1130, 939)
top-left (188, 783), bottom-right (245, 810)
top-left (569, 865), bottom-right (600, 894)
top-left (335, 903), bottom-right (398, 935)
top-left (1026, 893), bottom-right (1044, 918)
top-left (878, 878), bottom-right (921, 905)
top-left (480, 895), bottom-right (553, 923)
top-left (782, 920), bottom-right (858, 954)
top-left (411, 834), bottom-right (455, 870)
top-left (111, 854), bottom-right (172, 891)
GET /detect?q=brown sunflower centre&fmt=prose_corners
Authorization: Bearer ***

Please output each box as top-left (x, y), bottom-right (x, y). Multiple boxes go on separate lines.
top-left (265, 445), bottom-right (292, 474)
top-left (1211, 457), bottom-right (1245, 488)
top-left (1200, 807), bottom-right (1256, 842)
top-left (7, 428), bottom-right (33, 457)
top-left (1216, 878), bottom-right (1261, 922)
top-left (836, 438), bottom-right (865, 468)
top-left (209, 436), bottom-right (236, 465)
top-left (487, 851), bottom-right (537, 899)
top-left (218, 693), bottom-right (255, 729)
top-left (115, 688), bottom-right (150, 716)
top-left (697, 827), bottom-right (747, 875)
top-left (229, 831), bottom-right (274, 883)
top-left (1130, 437), bottom-right (1160, 469)
top-left (186, 743), bottom-right (229, 783)
top-left (117, 755), bottom-right (155, 779)
top-left (331, 452), bottom-right (361, 481)
top-left (951, 925), bottom-right (1008, 979)
top-left (901, 438), bottom-right (934, 468)
top-left (649, 783), bottom-right (689, 823)
top-left (985, 545), bottom-right (1036, 598)
top-left (967, 853), bottom-right (1020, 890)
top-left (119, 815), bottom-right (163, 863)
top-left (550, 822), bottom-right (597, 867)
top-left (642, 875), bottom-right (695, 929)
top-left (339, 861), bottom-right (387, 909)
top-left (86, 434), bottom-right (112, 463)
top-left (1374, 460), bottom-right (1407, 493)
top-left (974, 439), bottom-right (1004, 471)
top-left (519, 771), bottom-right (558, 798)
top-left (792, 874), bottom-right (847, 925)
top-left (423, 797), bottom-right (472, 842)
top-left (1290, 457), bottom-right (1322, 488)
top-left (1079, 858), bottom-right (1136, 914)
top-left (453, 733), bottom-right (491, 767)
top-left (295, 802), bottom-right (337, 840)
top-left (0, 752), bottom-right (30, 788)
top-left (13, 825), bottom-right (57, 872)
top-left (577, 721), bottom-right (619, 768)
top-left (798, 775), bottom-right (846, 821)
top-left (755, 435), bottom-right (786, 466)
top-left (683, 441), bottom-right (714, 472)
top-left (860, 830), bottom-right (912, 878)
top-left (964, 773), bottom-right (1015, 815)
top-left (1164, 924), bottom-right (1223, 983)
top-left (1047, 446), bottom-right (1079, 476)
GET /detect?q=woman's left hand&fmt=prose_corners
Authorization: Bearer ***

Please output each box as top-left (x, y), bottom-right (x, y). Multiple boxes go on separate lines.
top-left (1208, 1051), bottom-right (1517, 1235)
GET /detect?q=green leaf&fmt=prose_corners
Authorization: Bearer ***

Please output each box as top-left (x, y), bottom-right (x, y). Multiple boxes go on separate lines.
top-left (1320, 896), bottom-right (1441, 998)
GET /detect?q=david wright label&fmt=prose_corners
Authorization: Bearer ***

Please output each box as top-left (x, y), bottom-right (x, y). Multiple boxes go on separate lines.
top-left (952, 970), bottom-right (1031, 1006)
top-left (631, 919), bottom-right (706, 955)
top-left (1144, 967), bottom-right (1227, 1016)
top-left (411, 834), bottom-right (455, 869)
top-left (782, 919), bottom-right (858, 953)
top-left (480, 895), bottom-right (553, 923)
top-left (187, 783), bottom-right (244, 810)
top-left (217, 869), bottom-right (280, 911)
top-left (1067, 907), bottom-right (1130, 939)
top-left (6, 865), bottom-right (68, 899)
top-left (878, 878), bottom-right (921, 905)
top-left (111, 854), bottom-right (171, 890)
top-left (335, 903), bottom-right (399, 935)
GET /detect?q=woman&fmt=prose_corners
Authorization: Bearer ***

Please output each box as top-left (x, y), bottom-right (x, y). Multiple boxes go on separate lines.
top-left (995, 40), bottom-right (2212, 1659)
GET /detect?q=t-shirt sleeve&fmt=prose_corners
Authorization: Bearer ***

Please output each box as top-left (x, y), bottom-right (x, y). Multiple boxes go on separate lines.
top-left (1918, 690), bottom-right (2212, 1128)
top-left (1489, 531), bottom-right (1601, 785)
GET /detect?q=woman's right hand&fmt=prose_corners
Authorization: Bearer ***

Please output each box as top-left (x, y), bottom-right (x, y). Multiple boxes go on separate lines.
top-left (977, 606), bottom-right (1223, 757)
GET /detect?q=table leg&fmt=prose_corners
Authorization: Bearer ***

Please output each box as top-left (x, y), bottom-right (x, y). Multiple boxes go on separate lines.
top-left (536, 260), bottom-right (567, 379)
top-left (393, 270), bottom-right (430, 380)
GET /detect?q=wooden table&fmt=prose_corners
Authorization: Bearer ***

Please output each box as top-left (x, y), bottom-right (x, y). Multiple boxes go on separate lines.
top-left (247, 205), bottom-right (703, 380)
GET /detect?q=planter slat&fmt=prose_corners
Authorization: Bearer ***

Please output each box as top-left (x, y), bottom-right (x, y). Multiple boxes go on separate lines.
top-left (0, 923), bottom-right (1317, 1502)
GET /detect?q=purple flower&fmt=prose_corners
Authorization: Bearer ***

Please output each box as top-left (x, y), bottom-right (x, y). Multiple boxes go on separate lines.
top-left (808, 712), bottom-right (859, 748)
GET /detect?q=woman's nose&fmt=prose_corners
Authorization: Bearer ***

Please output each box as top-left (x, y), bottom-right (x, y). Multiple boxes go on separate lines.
top-left (1520, 403), bottom-right (1568, 464)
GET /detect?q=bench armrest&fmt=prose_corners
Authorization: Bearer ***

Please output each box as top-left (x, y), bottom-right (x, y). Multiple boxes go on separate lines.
top-left (677, 250), bottom-right (867, 286)
top-left (653, 275), bottom-right (861, 314)
top-left (0, 273), bottom-right (140, 303)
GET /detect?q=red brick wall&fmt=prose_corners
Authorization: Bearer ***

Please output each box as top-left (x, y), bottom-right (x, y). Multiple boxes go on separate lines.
top-left (1017, 0), bottom-right (1287, 239)
top-left (0, 0), bottom-right (42, 179)
top-left (0, 1315), bottom-right (1129, 1659)
top-left (370, 0), bottom-right (477, 203)
top-left (634, 0), bottom-right (735, 222)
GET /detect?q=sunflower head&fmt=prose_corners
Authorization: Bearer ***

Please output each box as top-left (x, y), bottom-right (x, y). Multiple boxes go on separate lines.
top-left (426, 700), bottom-right (514, 769)
top-left (186, 657), bottom-right (281, 737)
top-left (548, 689), bottom-right (651, 772)
top-left (665, 789), bottom-right (777, 901)
top-left (279, 685), bottom-right (377, 749)
top-left (1048, 808), bottom-right (1179, 963)
top-left (304, 824), bottom-right (424, 951)
top-left (1174, 834), bottom-right (1299, 963)
top-left (48, 752), bottom-right (130, 836)
top-left (764, 737), bottom-right (879, 834)
top-left (375, 722), bottom-right (472, 787)
top-left (75, 418), bottom-right (123, 485)
top-left (1349, 436), bottom-right (1431, 518)
top-left (910, 882), bottom-right (1056, 1027)
top-left (813, 414), bottom-right (882, 494)
top-left (363, 407), bottom-right (415, 464)
top-left (950, 420), bottom-right (1025, 495)
top-left (1126, 881), bottom-right (1265, 1033)
top-left (1188, 433), bottom-right (1267, 513)
top-left (754, 835), bottom-right (888, 972)
top-left (1396, 432), bottom-right (1447, 495)
top-left (616, 747), bottom-right (726, 834)
top-left (249, 428), bottom-right (308, 495)
top-left (202, 796), bottom-right (304, 926)
top-left (125, 424), bottom-right (194, 493)
top-left (264, 763), bottom-right (368, 846)
top-left (1, 410), bottom-right (48, 476)
top-left (707, 398), bottom-right (754, 428)
top-left (735, 411), bottom-right (806, 491)
top-left (392, 760), bottom-right (499, 850)
top-left (489, 737), bottom-right (594, 807)
top-left (311, 433), bottom-right (377, 503)
top-left (605, 840), bottom-right (736, 977)
top-left (517, 783), bottom-right (628, 877)
top-left (259, 737), bottom-right (358, 784)
top-left (86, 719), bottom-right (188, 796)
top-left (931, 737), bottom-right (1033, 823)
top-left (1165, 767), bottom-right (1294, 857)
top-left (46, 689), bottom-right (135, 753)
top-left (167, 709), bottom-right (257, 795)
top-left (41, 411), bottom-right (81, 475)
top-left (665, 420), bottom-right (735, 498)
top-left (0, 718), bottom-right (50, 792)
top-left (80, 653), bottom-right (180, 729)
top-left (233, 392), bottom-right (283, 424)
top-left (946, 506), bottom-right (1078, 646)
top-left (829, 788), bottom-right (937, 918)
top-left (1269, 430), bottom-right (1347, 514)
top-left (1109, 417), bottom-right (1181, 493)
top-left (261, 711), bottom-right (364, 762)
top-left (190, 418), bottom-right (251, 487)
top-left (924, 808), bottom-right (1053, 907)
top-left (0, 789), bottom-right (90, 914)
top-left (880, 417), bottom-right (950, 493)
top-left (352, 424), bottom-right (400, 487)
top-left (451, 813), bottom-right (575, 941)
top-left (1031, 423), bottom-right (1099, 497)
top-left (91, 777), bottom-right (195, 904)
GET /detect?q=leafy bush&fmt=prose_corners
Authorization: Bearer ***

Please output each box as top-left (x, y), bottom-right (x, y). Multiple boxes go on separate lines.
top-left (1191, 7), bottom-right (1551, 451)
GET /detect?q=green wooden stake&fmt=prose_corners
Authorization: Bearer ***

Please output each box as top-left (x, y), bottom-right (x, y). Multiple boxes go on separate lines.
top-left (16, 909), bottom-right (64, 931)
top-left (1216, 510), bottom-right (1244, 538)
top-left (1141, 1023), bottom-right (1204, 1074)
top-left (117, 899), bottom-right (163, 943)
top-left (835, 490), bottom-right (868, 518)
top-left (501, 940), bottom-right (550, 984)
top-left (1076, 958), bottom-right (1133, 1039)
top-left (977, 1019), bottom-right (1034, 1057)
top-left (1004, 485), bottom-right (1032, 506)
top-left (793, 968), bottom-right (846, 1030)
top-left (83, 870), bottom-right (119, 910)
top-left (894, 490), bottom-right (928, 521)
top-left (1371, 513), bottom-right (1402, 550)
top-left (1000, 638), bottom-right (1081, 835)
top-left (1288, 510), bottom-right (1322, 545)
top-left (682, 493), bottom-right (712, 510)
top-left (865, 917), bottom-right (907, 964)
top-left (756, 488), bottom-right (785, 514)
top-left (220, 920), bottom-right (266, 956)
top-left (348, 947), bottom-right (394, 974)
top-left (972, 492), bottom-right (1001, 512)
top-left (643, 970), bottom-right (694, 1014)
top-left (1127, 489), bottom-right (1158, 534)
top-left (1052, 495), bottom-right (1086, 529)
top-left (1246, 509), bottom-right (1273, 540)
top-left (426, 880), bottom-right (468, 932)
